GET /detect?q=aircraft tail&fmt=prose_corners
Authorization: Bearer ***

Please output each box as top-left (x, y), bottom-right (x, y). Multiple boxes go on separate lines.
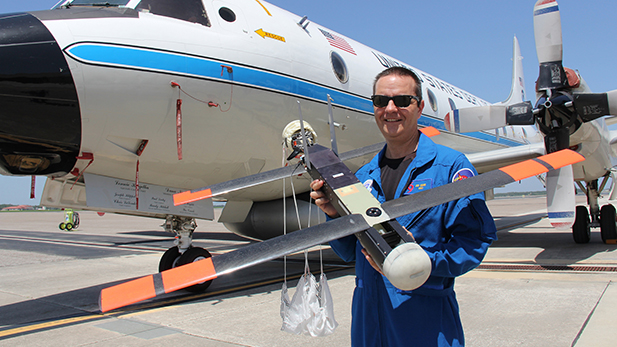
top-left (500, 36), bottom-right (526, 105)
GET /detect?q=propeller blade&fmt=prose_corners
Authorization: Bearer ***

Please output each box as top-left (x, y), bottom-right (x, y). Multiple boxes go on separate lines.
top-left (443, 102), bottom-right (533, 133)
top-left (546, 165), bottom-right (575, 229)
top-left (101, 148), bottom-right (584, 312)
top-left (533, 0), bottom-right (568, 90)
top-left (573, 90), bottom-right (617, 121)
top-left (382, 149), bottom-right (583, 219)
top-left (173, 164), bottom-right (303, 206)
top-left (173, 141), bottom-right (392, 206)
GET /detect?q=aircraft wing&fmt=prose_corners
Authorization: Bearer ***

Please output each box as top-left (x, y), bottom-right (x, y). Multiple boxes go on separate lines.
top-left (100, 148), bottom-right (584, 312)
top-left (467, 142), bottom-right (546, 173)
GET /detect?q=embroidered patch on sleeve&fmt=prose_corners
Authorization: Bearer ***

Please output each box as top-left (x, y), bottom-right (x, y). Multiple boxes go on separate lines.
top-left (452, 168), bottom-right (475, 182)
top-left (403, 178), bottom-right (433, 196)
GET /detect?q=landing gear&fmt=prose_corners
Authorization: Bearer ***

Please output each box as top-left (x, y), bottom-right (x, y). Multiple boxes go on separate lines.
top-left (572, 205), bottom-right (590, 244)
top-left (600, 204), bottom-right (617, 243)
top-left (574, 177), bottom-right (617, 244)
top-left (159, 246), bottom-right (181, 272)
top-left (177, 247), bottom-right (213, 292)
top-left (158, 215), bottom-right (213, 292)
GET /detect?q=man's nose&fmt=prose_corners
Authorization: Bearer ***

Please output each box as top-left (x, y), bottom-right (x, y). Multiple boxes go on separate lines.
top-left (385, 99), bottom-right (398, 112)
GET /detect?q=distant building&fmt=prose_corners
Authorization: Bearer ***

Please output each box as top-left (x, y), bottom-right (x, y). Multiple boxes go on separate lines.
top-left (1, 205), bottom-right (34, 211)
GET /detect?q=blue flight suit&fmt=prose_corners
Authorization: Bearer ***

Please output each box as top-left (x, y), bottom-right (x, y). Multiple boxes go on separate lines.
top-left (330, 133), bottom-right (497, 347)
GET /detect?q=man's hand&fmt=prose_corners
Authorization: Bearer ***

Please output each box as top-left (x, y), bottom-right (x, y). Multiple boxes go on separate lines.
top-left (309, 179), bottom-right (340, 218)
top-left (361, 227), bottom-right (415, 276)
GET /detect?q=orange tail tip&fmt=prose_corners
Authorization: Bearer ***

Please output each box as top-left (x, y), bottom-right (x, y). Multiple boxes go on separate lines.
top-left (173, 188), bottom-right (212, 206)
top-left (419, 126), bottom-right (441, 137)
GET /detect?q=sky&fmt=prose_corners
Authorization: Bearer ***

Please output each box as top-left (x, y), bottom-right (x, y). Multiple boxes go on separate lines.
top-left (1, 0), bottom-right (616, 204)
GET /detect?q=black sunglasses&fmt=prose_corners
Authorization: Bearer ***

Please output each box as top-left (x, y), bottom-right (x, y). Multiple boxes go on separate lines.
top-left (371, 95), bottom-right (420, 108)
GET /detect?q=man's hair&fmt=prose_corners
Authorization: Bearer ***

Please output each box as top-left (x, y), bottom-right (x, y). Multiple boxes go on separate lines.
top-left (373, 67), bottom-right (422, 100)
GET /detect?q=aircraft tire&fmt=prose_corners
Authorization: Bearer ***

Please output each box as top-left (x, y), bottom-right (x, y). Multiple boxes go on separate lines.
top-left (59, 223), bottom-right (65, 230)
top-left (600, 204), bottom-right (617, 244)
top-left (572, 205), bottom-right (590, 244)
top-left (159, 247), bottom-right (182, 272)
top-left (177, 247), bottom-right (213, 292)
top-left (65, 223), bottom-right (73, 231)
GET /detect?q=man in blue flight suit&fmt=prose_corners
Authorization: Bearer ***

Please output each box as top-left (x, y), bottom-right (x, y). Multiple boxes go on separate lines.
top-left (310, 67), bottom-right (497, 346)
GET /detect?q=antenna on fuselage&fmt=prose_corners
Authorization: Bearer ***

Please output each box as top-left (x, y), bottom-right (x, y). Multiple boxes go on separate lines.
top-left (298, 16), bottom-right (310, 30)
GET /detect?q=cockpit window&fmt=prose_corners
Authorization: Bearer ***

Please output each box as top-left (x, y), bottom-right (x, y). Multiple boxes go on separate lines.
top-left (136, 0), bottom-right (210, 26)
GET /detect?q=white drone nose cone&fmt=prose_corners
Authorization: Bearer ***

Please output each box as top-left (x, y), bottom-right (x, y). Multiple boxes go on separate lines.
top-left (382, 243), bottom-right (431, 291)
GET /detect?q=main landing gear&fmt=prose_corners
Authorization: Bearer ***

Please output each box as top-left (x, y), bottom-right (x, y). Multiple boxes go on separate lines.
top-left (573, 178), bottom-right (617, 244)
top-left (159, 215), bottom-right (213, 292)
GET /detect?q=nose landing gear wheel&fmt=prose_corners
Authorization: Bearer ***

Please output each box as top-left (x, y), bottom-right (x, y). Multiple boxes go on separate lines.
top-left (600, 204), bottom-right (617, 244)
top-left (59, 223), bottom-right (65, 230)
top-left (159, 247), bottom-right (182, 272)
top-left (177, 247), bottom-right (213, 292)
top-left (572, 205), bottom-right (590, 244)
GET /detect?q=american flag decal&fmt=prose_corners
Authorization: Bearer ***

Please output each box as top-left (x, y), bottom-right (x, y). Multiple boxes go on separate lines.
top-left (319, 28), bottom-right (356, 55)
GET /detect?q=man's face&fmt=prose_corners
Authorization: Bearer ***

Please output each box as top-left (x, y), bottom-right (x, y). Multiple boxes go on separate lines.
top-left (373, 75), bottom-right (424, 144)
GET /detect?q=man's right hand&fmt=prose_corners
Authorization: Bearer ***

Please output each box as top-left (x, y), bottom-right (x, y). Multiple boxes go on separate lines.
top-left (309, 179), bottom-right (340, 218)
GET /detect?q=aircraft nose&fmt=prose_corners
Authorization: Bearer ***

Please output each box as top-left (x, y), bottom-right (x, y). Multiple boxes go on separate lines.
top-left (0, 12), bottom-right (81, 176)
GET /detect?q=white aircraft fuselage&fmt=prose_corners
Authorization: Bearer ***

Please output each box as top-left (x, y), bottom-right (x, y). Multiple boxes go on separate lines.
top-left (0, 0), bottom-right (614, 240)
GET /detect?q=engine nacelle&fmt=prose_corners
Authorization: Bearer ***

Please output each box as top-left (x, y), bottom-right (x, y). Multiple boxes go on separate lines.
top-left (222, 198), bottom-right (325, 241)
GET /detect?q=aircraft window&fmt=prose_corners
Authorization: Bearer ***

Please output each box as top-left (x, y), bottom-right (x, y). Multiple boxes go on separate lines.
top-left (427, 89), bottom-right (438, 112)
top-left (330, 51), bottom-right (348, 84)
top-left (136, 0), bottom-right (211, 27)
top-left (219, 7), bottom-right (236, 22)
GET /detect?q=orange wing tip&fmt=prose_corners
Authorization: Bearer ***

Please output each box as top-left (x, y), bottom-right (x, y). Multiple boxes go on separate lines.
top-left (162, 257), bottom-right (218, 293)
top-left (100, 275), bottom-right (156, 312)
top-left (538, 149), bottom-right (585, 169)
top-left (173, 188), bottom-right (212, 206)
top-left (499, 149), bottom-right (585, 182)
top-left (500, 160), bottom-right (549, 181)
top-left (420, 126), bottom-right (441, 137)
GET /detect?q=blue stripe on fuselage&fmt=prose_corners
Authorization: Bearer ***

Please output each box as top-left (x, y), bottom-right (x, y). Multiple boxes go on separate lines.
top-left (65, 43), bottom-right (523, 148)
top-left (66, 43), bottom-right (373, 113)
top-left (534, 4), bottom-right (559, 16)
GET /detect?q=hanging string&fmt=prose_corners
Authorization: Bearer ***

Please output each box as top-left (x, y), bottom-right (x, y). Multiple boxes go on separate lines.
top-left (176, 99), bottom-right (183, 160)
top-left (282, 143), bottom-right (288, 284)
top-left (30, 176), bottom-right (35, 199)
top-left (135, 140), bottom-right (149, 210)
top-left (170, 64), bottom-right (234, 113)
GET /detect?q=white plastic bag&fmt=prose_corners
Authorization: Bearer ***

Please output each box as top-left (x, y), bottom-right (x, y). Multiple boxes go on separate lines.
top-left (306, 273), bottom-right (338, 336)
top-left (281, 265), bottom-right (338, 336)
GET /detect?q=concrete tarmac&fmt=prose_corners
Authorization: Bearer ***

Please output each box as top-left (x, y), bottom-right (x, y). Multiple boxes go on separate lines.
top-left (0, 196), bottom-right (616, 346)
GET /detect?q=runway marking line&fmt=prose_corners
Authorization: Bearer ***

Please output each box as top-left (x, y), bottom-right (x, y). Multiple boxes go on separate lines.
top-left (0, 266), bottom-right (351, 340)
top-left (0, 314), bottom-right (103, 339)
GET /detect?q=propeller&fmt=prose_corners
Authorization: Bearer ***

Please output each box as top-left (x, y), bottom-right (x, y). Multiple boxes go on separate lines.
top-left (533, 0), bottom-right (577, 228)
top-left (445, 1), bottom-right (617, 229)
top-left (100, 148), bottom-right (584, 312)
